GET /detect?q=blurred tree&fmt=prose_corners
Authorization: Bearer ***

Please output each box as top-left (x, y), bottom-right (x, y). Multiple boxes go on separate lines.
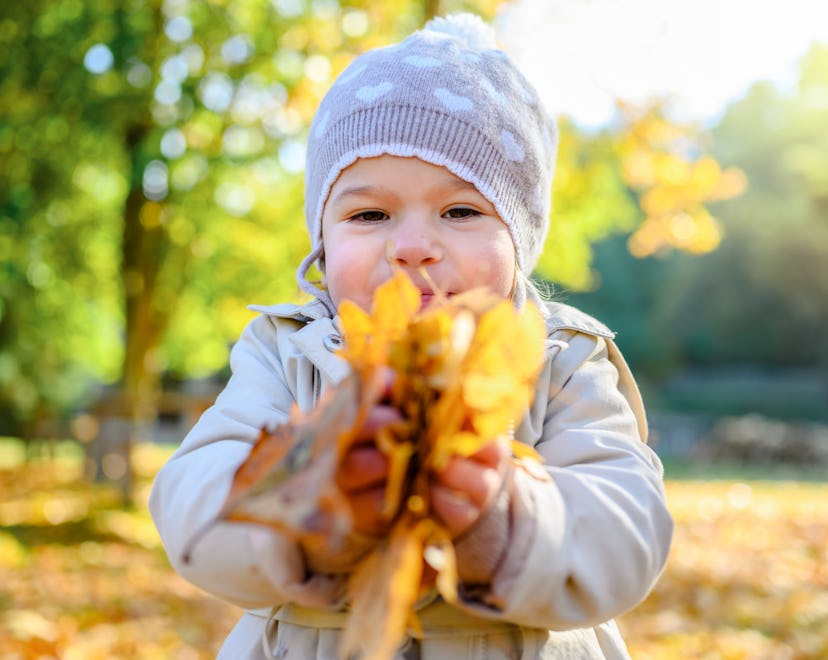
top-left (539, 102), bottom-right (745, 290)
top-left (653, 43), bottom-right (828, 368)
top-left (538, 118), bottom-right (639, 290)
top-left (616, 102), bottom-right (747, 261)
top-left (555, 234), bottom-right (678, 378)
top-left (0, 2), bottom-right (125, 437)
top-left (0, 0), bottom-right (503, 492)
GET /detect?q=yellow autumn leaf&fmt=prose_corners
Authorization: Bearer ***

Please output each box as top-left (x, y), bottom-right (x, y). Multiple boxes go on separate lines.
top-left (338, 300), bottom-right (379, 373)
top-left (472, 409), bottom-right (519, 443)
top-left (616, 101), bottom-right (745, 259)
top-left (372, 268), bottom-right (422, 337)
top-left (341, 516), bottom-right (432, 660)
top-left (462, 372), bottom-right (518, 411)
top-left (338, 269), bottom-right (421, 370)
top-left (7, 450), bottom-right (827, 659)
top-left (425, 531), bottom-right (459, 604)
top-left (436, 430), bottom-right (485, 460)
top-left (471, 300), bottom-right (545, 377)
top-left (375, 424), bottom-right (416, 520)
top-left (688, 155), bottom-right (721, 198)
top-left (334, 271), bottom-right (547, 658)
top-left (710, 166), bottom-right (748, 200)
top-left (509, 438), bottom-right (543, 463)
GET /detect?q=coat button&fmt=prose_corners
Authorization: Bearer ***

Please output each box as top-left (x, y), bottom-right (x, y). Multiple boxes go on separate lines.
top-left (323, 334), bottom-right (343, 352)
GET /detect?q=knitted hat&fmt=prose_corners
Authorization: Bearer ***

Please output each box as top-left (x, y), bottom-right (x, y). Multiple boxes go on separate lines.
top-left (296, 13), bottom-right (558, 313)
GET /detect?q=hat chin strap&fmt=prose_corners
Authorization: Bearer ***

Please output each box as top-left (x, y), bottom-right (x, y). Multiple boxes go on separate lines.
top-left (295, 245), bottom-right (336, 317)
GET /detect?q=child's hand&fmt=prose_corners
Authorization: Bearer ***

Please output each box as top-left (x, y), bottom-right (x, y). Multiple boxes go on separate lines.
top-left (301, 384), bottom-right (399, 574)
top-left (337, 404), bottom-right (399, 536)
top-left (337, 366), bottom-right (510, 543)
top-left (431, 438), bottom-right (509, 538)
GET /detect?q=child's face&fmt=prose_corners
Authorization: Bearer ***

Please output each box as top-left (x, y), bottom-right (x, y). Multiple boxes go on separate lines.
top-left (322, 155), bottom-right (515, 310)
top-left (321, 155), bottom-right (516, 312)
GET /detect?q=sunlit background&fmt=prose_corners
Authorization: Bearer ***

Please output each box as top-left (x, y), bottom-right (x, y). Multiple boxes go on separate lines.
top-left (502, 0), bottom-right (828, 126)
top-left (1, 0), bottom-right (827, 657)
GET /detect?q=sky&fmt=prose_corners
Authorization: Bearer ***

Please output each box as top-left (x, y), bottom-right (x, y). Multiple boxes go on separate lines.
top-left (497, 0), bottom-right (828, 127)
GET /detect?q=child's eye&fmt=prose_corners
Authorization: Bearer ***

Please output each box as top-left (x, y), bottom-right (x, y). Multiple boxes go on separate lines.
top-left (443, 207), bottom-right (481, 220)
top-left (348, 210), bottom-right (388, 223)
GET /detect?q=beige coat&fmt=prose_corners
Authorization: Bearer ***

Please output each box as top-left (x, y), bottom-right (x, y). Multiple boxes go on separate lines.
top-left (149, 299), bottom-right (673, 659)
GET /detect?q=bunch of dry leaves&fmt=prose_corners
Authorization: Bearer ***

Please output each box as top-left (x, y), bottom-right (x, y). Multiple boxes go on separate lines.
top-left (187, 270), bottom-right (546, 659)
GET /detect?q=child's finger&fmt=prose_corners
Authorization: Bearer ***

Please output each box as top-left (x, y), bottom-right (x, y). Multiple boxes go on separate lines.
top-left (431, 483), bottom-right (478, 536)
top-left (436, 456), bottom-right (502, 509)
top-left (466, 436), bottom-right (509, 468)
top-left (373, 365), bottom-right (396, 399)
top-left (348, 486), bottom-right (389, 536)
top-left (356, 404), bottom-right (401, 438)
top-left (338, 443), bottom-right (388, 491)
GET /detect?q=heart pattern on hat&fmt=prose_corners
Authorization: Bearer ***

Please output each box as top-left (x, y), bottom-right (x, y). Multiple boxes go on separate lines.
top-left (404, 55), bottom-right (442, 68)
top-left (434, 87), bottom-right (474, 112)
top-left (480, 77), bottom-right (507, 105)
top-left (501, 130), bottom-right (525, 162)
top-left (355, 81), bottom-right (394, 103)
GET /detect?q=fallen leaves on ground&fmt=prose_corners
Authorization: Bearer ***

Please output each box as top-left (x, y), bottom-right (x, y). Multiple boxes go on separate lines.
top-left (1, 441), bottom-right (827, 658)
top-left (0, 441), bottom-right (241, 660)
top-left (617, 479), bottom-right (828, 659)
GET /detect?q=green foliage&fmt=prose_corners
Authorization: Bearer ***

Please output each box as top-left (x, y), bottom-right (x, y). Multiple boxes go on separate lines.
top-left (565, 43), bottom-right (828, 423)
top-left (557, 234), bottom-right (678, 376)
top-left (1, 1), bottom-right (127, 431)
top-left (538, 119), bottom-right (639, 289)
top-left (654, 44), bottom-right (828, 368)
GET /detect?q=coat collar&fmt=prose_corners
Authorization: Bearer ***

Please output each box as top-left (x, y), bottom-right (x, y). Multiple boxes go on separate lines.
top-left (249, 299), bottom-right (615, 337)
top-left (247, 298), bottom-right (616, 384)
top-left (248, 299), bottom-right (350, 386)
top-left (248, 297), bottom-right (331, 322)
top-left (542, 301), bottom-right (615, 339)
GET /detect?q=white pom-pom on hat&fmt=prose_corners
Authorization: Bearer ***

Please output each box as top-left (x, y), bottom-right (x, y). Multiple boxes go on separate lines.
top-left (422, 13), bottom-right (498, 50)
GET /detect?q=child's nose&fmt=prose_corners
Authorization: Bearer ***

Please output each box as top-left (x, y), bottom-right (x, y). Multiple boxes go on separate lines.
top-left (387, 217), bottom-right (442, 267)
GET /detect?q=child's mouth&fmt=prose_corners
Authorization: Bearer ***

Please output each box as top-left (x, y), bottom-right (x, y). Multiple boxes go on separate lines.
top-left (418, 290), bottom-right (453, 309)
top-left (419, 292), bottom-right (435, 309)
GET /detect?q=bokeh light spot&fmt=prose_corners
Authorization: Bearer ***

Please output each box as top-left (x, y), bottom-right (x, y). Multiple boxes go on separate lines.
top-left (84, 43), bottom-right (114, 74)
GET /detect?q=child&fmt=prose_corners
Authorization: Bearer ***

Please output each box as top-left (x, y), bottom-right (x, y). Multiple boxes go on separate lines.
top-left (150, 13), bottom-right (673, 659)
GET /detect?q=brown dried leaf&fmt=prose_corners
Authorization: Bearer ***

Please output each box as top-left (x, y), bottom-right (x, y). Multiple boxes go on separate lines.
top-left (341, 516), bottom-right (434, 660)
top-left (183, 374), bottom-right (364, 561)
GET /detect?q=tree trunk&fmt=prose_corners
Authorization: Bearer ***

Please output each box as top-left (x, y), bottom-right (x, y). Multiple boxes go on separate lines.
top-left (89, 1), bottom-right (174, 506)
top-left (88, 124), bottom-right (170, 506)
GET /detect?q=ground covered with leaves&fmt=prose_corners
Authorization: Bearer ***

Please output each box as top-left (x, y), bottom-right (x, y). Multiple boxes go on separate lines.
top-left (0, 442), bottom-right (241, 659)
top-left (1, 440), bottom-right (826, 659)
top-left (619, 479), bottom-right (828, 659)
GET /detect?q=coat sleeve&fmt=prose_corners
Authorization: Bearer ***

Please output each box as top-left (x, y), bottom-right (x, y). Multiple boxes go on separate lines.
top-left (148, 315), bottom-right (347, 611)
top-left (454, 330), bottom-right (674, 629)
